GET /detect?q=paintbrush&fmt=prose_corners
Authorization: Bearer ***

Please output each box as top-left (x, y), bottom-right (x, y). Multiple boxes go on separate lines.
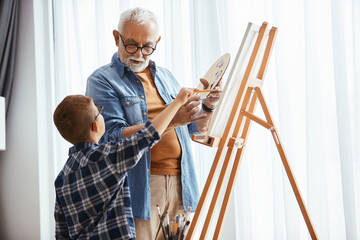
top-left (193, 89), bottom-right (221, 93)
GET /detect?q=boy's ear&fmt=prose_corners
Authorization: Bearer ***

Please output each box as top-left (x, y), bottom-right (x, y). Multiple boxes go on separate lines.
top-left (92, 121), bottom-right (98, 132)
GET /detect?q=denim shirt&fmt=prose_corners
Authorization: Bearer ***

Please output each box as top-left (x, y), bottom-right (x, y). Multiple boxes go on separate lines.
top-left (86, 52), bottom-right (200, 220)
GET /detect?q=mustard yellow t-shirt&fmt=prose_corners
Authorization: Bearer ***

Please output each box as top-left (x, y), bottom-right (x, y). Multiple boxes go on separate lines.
top-left (136, 68), bottom-right (181, 175)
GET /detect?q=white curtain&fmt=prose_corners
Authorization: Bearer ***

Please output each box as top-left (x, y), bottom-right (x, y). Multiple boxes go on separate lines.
top-left (53, 0), bottom-right (360, 239)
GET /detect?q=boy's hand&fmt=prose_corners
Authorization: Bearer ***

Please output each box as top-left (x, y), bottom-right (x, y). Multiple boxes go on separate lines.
top-left (175, 88), bottom-right (195, 105)
top-left (168, 94), bottom-right (206, 129)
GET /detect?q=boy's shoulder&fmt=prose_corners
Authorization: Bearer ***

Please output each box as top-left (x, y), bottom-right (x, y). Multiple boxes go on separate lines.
top-left (56, 143), bottom-right (101, 176)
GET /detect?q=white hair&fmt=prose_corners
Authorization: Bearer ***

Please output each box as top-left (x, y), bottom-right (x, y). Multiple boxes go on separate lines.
top-left (118, 7), bottom-right (159, 35)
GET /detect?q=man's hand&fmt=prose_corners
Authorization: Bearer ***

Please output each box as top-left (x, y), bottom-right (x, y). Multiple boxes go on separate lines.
top-left (200, 78), bottom-right (222, 109)
top-left (168, 95), bottom-right (207, 129)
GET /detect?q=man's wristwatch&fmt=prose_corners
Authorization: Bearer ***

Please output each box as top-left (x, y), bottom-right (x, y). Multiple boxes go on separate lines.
top-left (202, 103), bottom-right (216, 113)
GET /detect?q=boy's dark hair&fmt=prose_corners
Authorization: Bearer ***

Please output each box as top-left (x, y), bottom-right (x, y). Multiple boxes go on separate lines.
top-left (53, 95), bottom-right (95, 145)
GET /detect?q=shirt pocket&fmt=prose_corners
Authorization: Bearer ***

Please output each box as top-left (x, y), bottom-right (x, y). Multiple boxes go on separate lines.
top-left (120, 96), bottom-right (143, 125)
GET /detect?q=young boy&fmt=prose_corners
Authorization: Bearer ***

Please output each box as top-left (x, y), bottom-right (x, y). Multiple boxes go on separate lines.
top-left (53, 88), bottom-right (194, 240)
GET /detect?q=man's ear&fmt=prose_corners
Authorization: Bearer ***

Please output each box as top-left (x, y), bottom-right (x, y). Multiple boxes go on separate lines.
top-left (113, 30), bottom-right (119, 46)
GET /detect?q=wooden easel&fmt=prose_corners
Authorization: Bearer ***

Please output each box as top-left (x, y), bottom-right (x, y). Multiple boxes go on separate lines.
top-left (186, 22), bottom-right (318, 240)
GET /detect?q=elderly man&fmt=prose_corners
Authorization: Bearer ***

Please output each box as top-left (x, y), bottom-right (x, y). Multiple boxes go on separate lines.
top-left (86, 7), bottom-right (220, 240)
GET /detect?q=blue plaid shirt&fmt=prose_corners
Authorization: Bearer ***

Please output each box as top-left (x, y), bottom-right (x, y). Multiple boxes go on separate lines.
top-left (54, 121), bottom-right (160, 240)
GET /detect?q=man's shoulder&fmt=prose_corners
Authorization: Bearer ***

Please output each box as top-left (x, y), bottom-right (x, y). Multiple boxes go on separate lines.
top-left (89, 53), bottom-right (123, 78)
top-left (89, 63), bottom-right (116, 78)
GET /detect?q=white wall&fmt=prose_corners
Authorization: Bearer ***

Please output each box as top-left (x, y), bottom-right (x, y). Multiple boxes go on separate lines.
top-left (0, 0), bottom-right (55, 239)
top-left (0, 97), bottom-right (5, 150)
top-left (0, 0), bottom-right (40, 238)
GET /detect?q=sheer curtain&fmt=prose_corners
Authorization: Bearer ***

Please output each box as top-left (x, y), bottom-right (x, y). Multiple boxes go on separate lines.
top-left (53, 0), bottom-right (360, 239)
top-left (52, 0), bottom-right (195, 170)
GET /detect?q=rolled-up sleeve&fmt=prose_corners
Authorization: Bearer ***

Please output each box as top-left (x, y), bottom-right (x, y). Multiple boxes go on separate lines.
top-left (86, 71), bottom-right (129, 141)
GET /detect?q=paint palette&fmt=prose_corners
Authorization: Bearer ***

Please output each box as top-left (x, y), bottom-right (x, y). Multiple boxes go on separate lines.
top-left (196, 53), bottom-right (231, 98)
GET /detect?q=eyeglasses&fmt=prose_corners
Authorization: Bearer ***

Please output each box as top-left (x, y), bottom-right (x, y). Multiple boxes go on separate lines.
top-left (119, 33), bottom-right (157, 56)
top-left (92, 105), bottom-right (104, 131)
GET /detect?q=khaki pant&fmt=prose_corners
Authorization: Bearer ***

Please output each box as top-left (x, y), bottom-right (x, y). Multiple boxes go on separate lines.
top-left (135, 175), bottom-right (184, 240)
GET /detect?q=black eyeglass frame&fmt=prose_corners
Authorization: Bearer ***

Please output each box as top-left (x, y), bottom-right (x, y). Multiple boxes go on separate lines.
top-left (118, 33), bottom-right (158, 56)
top-left (92, 105), bottom-right (104, 131)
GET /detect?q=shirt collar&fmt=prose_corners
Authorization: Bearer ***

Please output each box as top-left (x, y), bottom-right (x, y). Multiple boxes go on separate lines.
top-left (68, 142), bottom-right (98, 155)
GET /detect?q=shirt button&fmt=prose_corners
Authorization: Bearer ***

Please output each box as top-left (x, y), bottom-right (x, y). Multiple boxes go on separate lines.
top-left (136, 80), bottom-right (140, 83)
top-left (146, 149), bottom-right (149, 152)
top-left (147, 168), bottom-right (150, 172)
top-left (148, 187), bottom-right (151, 191)
top-left (141, 96), bottom-right (144, 99)
top-left (126, 101), bottom-right (130, 105)
top-left (144, 112), bottom-right (147, 116)
top-left (126, 68), bottom-right (129, 71)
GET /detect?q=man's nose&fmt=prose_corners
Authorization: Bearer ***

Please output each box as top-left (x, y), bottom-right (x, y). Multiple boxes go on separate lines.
top-left (134, 48), bottom-right (144, 58)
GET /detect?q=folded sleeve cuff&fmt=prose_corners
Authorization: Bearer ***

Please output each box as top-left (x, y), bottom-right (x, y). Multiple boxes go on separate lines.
top-left (141, 121), bottom-right (161, 148)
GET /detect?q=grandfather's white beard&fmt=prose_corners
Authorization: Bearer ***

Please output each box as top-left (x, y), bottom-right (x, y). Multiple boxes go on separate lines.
top-left (123, 56), bottom-right (150, 73)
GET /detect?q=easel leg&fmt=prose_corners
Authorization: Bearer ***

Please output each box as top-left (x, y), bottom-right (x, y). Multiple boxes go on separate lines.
top-left (212, 88), bottom-right (259, 239)
top-left (199, 88), bottom-right (255, 239)
top-left (185, 134), bottom-right (235, 239)
top-left (199, 147), bottom-right (240, 239)
top-left (270, 128), bottom-right (318, 240)
top-left (255, 87), bottom-right (318, 239)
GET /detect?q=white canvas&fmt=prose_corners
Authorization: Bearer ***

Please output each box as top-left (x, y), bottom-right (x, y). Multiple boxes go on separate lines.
top-left (205, 23), bottom-right (263, 140)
